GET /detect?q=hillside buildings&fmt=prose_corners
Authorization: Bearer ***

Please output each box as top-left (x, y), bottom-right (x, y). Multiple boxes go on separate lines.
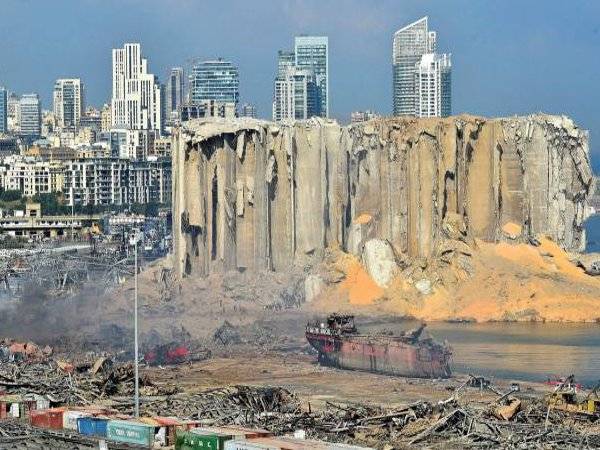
top-left (53, 79), bottom-right (85, 130)
top-left (392, 17), bottom-right (451, 117)
top-left (111, 43), bottom-right (162, 133)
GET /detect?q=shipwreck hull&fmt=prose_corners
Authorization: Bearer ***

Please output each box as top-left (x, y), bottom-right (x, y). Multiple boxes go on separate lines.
top-left (306, 332), bottom-right (451, 378)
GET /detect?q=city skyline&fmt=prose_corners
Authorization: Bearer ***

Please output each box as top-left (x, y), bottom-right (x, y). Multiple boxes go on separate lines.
top-left (1, 0), bottom-right (599, 170)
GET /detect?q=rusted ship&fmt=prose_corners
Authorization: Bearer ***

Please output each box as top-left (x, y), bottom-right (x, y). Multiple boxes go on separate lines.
top-left (306, 315), bottom-right (452, 378)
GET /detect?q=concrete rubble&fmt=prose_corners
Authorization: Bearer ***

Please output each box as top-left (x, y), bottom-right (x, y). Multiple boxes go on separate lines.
top-left (172, 115), bottom-right (594, 279)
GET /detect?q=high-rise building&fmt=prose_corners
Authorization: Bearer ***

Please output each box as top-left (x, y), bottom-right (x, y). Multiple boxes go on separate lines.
top-left (0, 87), bottom-right (7, 134)
top-left (415, 53), bottom-right (452, 118)
top-left (392, 17), bottom-right (451, 117)
top-left (273, 66), bottom-right (318, 121)
top-left (100, 103), bottom-right (112, 132)
top-left (53, 78), bottom-right (85, 130)
top-left (189, 59), bottom-right (239, 111)
top-left (19, 94), bottom-right (42, 138)
top-left (277, 50), bottom-right (296, 77)
top-left (111, 43), bottom-right (162, 133)
top-left (7, 93), bottom-right (20, 133)
top-left (294, 36), bottom-right (329, 117)
top-left (166, 67), bottom-right (184, 119)
top-left (240, 103), bottom-right (257, 118)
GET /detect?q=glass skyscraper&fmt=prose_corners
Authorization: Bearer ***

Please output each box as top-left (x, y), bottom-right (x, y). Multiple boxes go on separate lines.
top-left (19, 93), bottom-right (41, 138)
top-left (294, 36), bottom-right (329, 117)
top-left (189, 60), bottom-right (239, 109)
top-left (392, 16), bottom-right (451, 117)
top-left (0, 87), bottom-right (7, 134)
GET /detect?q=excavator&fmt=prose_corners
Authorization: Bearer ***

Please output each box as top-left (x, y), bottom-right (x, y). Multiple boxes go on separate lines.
top-left (546, 375), bottom-right (600, 419)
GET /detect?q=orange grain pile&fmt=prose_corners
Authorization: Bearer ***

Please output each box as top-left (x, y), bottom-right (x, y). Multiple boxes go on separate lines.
top-left (340, 257), bottom-right (384, 305)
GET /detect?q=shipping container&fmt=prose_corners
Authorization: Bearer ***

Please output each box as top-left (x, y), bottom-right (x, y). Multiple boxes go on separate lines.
top-left (153, 416), bottom-right (186, 446)
top-left (63, 410), bottom-right (92, 430)
top-left (19, 400), bottom-right (37, 419)
top-left (224, 440), bottom-right (280, 450)
top-left (233, 437), bottom-right (330, 450)
top-left (177, 429), bottom-right (232, 450)
top-left (195, 426), bottom-right (272, 440)
top-left (327, 444), bottom-right (374, 450)
top-left (77, 416), bottom-right (109, 437)
top-left (29, 408), bottom-right (65, 430)
top-left (0, 395), bottom-right (22, 419)
top-left (23, 394), bottom-right (50, 411)
top-left (106, 419), bottom-right (155, 447)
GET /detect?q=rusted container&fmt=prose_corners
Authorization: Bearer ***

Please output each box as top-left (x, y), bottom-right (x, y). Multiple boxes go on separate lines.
top-left (29, 408), bottom-right (65, 429)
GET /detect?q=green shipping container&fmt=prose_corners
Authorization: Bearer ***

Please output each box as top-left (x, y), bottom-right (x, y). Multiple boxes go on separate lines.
top-left (106, 420), bottom-right (155, 446)
top-left (176, 430), bottom-right (232, 450)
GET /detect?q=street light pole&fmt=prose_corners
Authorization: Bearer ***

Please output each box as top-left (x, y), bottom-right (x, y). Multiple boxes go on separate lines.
top-left (70, 187), bottom-right (74, 241)
top-left (133, 238), bottom-right (139, 417)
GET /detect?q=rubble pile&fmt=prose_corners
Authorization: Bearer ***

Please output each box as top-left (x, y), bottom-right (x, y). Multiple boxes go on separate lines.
top-left (112, 385), bottom-right (300, 420)
top-left (0, 359), bottom-right (178, 405)
top-left (104, 383), bottom-right (600, 448)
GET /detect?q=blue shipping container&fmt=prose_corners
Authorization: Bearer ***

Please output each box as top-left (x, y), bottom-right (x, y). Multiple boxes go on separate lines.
top-left (77, 417), bottom-right (109, 437)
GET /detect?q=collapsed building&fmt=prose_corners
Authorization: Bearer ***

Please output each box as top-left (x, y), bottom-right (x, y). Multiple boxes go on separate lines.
top-left (172, 115), bottom-right (594, 278)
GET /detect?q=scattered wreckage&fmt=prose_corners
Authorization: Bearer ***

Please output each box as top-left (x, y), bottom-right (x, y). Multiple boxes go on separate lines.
top-left (546, 374), bottom-right (600, 419)
top-left (306, 315), bottom-right (452, 378)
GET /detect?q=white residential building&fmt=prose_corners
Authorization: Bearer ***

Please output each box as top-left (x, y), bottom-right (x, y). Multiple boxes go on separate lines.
top-left (415, 53), bottom-right (452, 118)
top-left (273, 66), bottom-right (318, 121)
top-left (111, 43), bottom-right (162, 133)
top-left (63, 158), bottom-right (129, 206)
top-left (109, 128), bottom-right (156, 160)
top-left (53, 79), bottom-right (85, 130)
top-left (1, 156), bottom-right (64, 196)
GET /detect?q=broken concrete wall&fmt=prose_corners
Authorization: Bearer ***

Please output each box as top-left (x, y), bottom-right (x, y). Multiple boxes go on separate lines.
top-left (172, 115), bottom-right (594, 278)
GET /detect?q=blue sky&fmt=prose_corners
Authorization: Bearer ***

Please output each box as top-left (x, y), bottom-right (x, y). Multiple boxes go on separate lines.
top-left (1, 0), bottom-right (599, 171)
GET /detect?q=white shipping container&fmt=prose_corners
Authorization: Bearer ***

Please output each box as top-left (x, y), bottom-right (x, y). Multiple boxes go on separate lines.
top-left (63, 410), bottom-right (91, 430)
top-left (224, 440), bottom-right (279, 450)
top-left (327, 444), bottom-right (375, 450)
top-left (9, 403), bottom-right (20, 418)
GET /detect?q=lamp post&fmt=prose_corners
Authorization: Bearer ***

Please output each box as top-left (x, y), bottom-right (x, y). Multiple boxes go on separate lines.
top-left (129, 232), bottom-right (141, 417)
top-left (70, 187), bottom-right (74, 241)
